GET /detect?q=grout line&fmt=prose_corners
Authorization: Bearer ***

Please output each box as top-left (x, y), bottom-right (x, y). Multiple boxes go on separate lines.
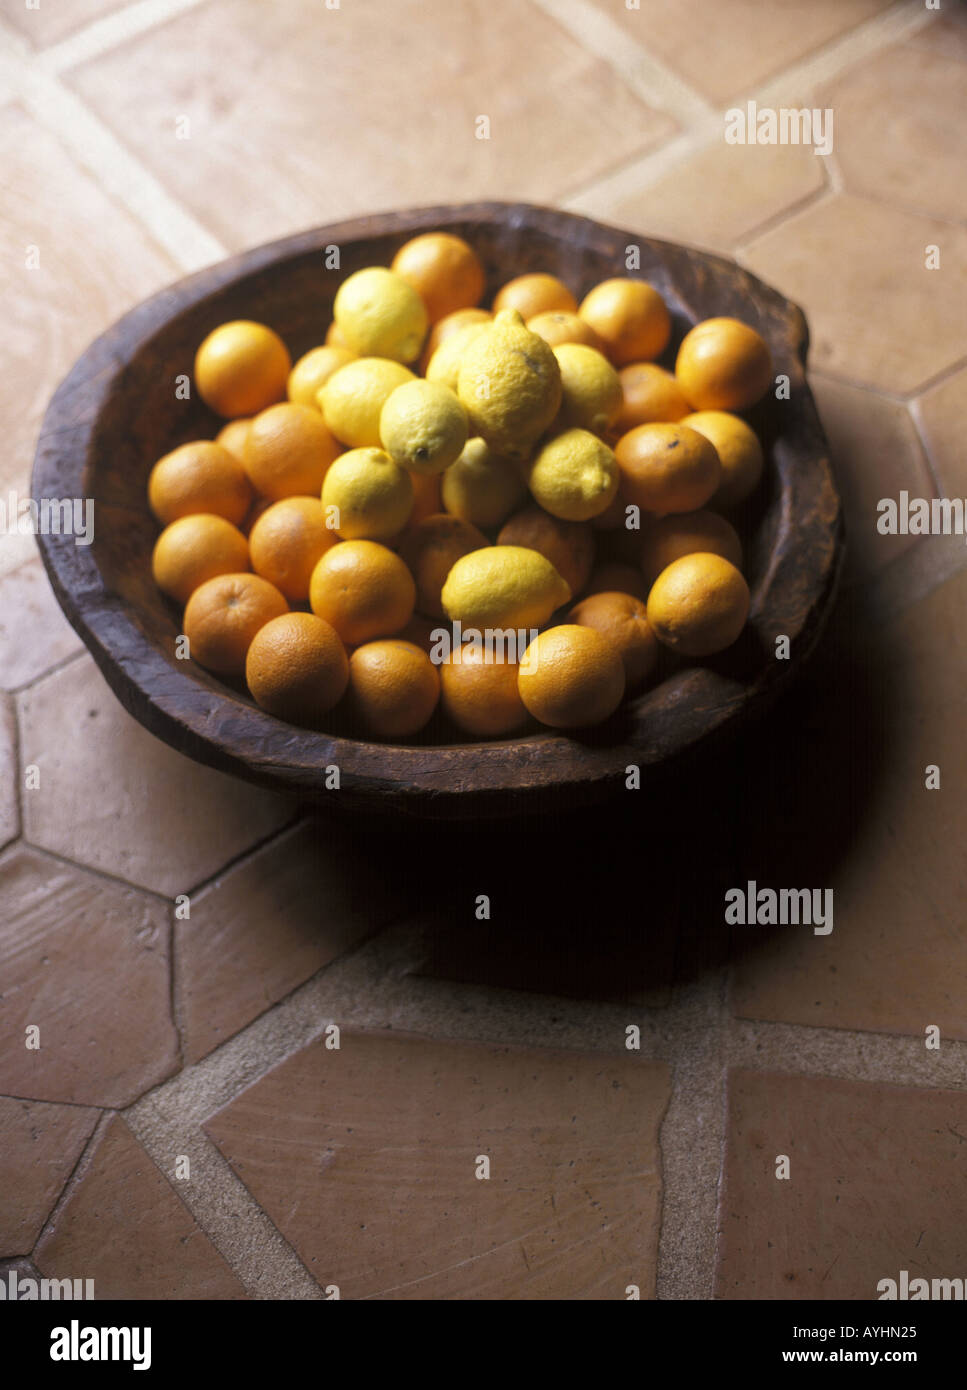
top-left (39, 0), bottom-right (207, 75)
top-left (31, 1110), bottom-right (114, 1259)
top-left (860, 527), bottom-right (967, 627)
top-left (528, 0), bottom-right (715, 127)
top-left (7, 647), bottom-right (87, 699)
top-left (731, 182), bottom-right (835, 257)
top-left (4, 692), bottom-right (23, 852)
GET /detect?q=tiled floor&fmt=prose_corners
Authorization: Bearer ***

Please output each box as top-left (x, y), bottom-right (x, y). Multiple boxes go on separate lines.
top-left (1, 0), bottom-right (965, 1301)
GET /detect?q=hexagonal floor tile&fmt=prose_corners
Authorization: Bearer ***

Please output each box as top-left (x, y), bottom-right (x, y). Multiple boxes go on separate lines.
top-left (206, 1029), bottom-right (670, 1300)
top-left (0, 1096), bottom-right (98, 1254)
top-left (0, 559), bottom-right (83, 692)
top-left (916, 363), bottom-right (967, 500)
top-left (0, 695), bottom-right (17, 850)
top-left (18, 655), bottom-right (294, 896)
top-left (0, 844), bottom-right (179, 1106)
top-left (34, 1117), bottom-right (246, 1299)
top-left (742, 194), bottom-right (967, 394)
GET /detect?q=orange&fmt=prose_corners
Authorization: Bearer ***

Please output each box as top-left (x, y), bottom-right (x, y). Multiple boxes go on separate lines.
top-left (408, 471), bottom-right (443, 528)
top-left (243, 402), bottom-right (341, 501)
top-left (348, 640), bottom-right (440, 738)
top-left (152, 513), bottom-right (250, 604)
top-left (614, 422), bottom-right (720, 517)
top-left (183, 572), bottom-right (288, 675)
top-left (526, 311), bottom-right (605, 353)
top-left (440, 641), bottom-right (528, 737)
top-left (676, 317), bottom-right (773, 411)
top-left (585, 562), bottom-right (649, 603)
top-left (646, 552), bottom-right (749, 656)
top-left (215, 417), bottom-right (253, 462)
top-left (397, 612), bottom-right (441, 653)
top-left (492, 272), bottom-right (577, 319)
top-left (681, 410), bottom-right (764, 509)
top-left (614, 363), bottom-right (691, 434)
top-left (420, 307), bottom-right (493, 373)
top-left (148, 440), bottom-right (252, 527)
top-left (497, 504), bottom-right (595, 597)
top-left (391, 232), bottom-right (486, 324)
top-left (640, 510), bottom-right (743, 585)
top-left (287, 345), bottom-right (356, 409)
top-left (578, 279), bottom-right (670, 365)
top-left (249, 495), bottom-right (339, 601)
top-left (194, 320), bottom-right (290, 418)
top-left (517, 624), bottom-right (625, 728)
top-left (309, 539), bottom-right (415, 645)
top-left (245, 611), bottom-right (348, 726)
top-left (569, 591), bottom-right (658, 689)
top-left (397, 513), bottom-right (488, 618)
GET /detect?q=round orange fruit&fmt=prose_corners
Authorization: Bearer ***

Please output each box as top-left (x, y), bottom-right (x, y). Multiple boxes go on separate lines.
top-left (248, 495), bottom-right (338, 601)
top-left (152, 513), bottom-right (250, 604)
top-left (215, 417), bottom-right (253, 462)
top-left (245, 611), bottom-right (348, 726)
top-left (614, 363), bottom-right (691, 434)
top-left (397, 513), bottom-right (489, 618)
top-left (578, 279), bottom-right (670, 365)
top-left (640, 510), bottom-right (743, 585)
top-left (420, 307), bottom-right (493, 374)
top-left (243, 402), bottom-right (341, 501)
top-left (492, 272), bottom-right (577, 319)
top-left (646, 552), bottom-right (749, 656)
top-left (391, 232), bottom-right (486, 324)
top-left (676, 317), bottom-right (773, 411)
top-left (526, 311), bottom-right (605, 353)
top-left (584, 562), bottom-right (649, 603)
top-left (517, 624), bottom-right (625, 728)
top-left (148, 440), bottom-right (252, 527)
top-left (497, 504), bottom-right (595, 598)
top-left (183, 572), bottom-right (288, 675)
top-left (194, 320), bottom-right (290, 418)
top-left (681, 409), bottom-right (764, 509)
top-left (309, 539), bottom-right (415, 645)
top-left (569, 590), bottom-right (658, 688)
top-left (348, 639), bottom-right (440, 738)
top-left (614, 422), bottom-right (721, 517)
top-left (287, 345), bottom-right (356, 409)
top-left (440, 641), bottom-right (528, 737)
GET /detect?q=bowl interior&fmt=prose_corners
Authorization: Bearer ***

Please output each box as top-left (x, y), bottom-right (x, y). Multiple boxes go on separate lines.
top-left (36, 203), bottom-right (841, 816)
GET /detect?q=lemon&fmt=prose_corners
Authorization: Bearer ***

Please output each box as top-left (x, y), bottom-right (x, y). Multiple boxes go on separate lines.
top-left (319, 357), bottom-right (415, 447)
top-left (425, 320), bottom-right (490, 391)
top-left (526, 428), bottom-right (619, 521)
top-left (332, 266), bottom-right (428, 363)
top-left (456, 309), bottom-right (562, 458)
top-left (379, 379), bottom-right (468, 476)
top-left (441, 438), bottom-right (527, 529)
top-left (553, 343), bottom-right (623, 434)
top-left (321, 447), bottom-right (414, 541)
top-left (441, 545), bottom-right (571, 630)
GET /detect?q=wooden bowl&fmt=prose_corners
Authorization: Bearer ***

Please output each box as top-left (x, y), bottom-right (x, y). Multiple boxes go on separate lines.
top-left (33, 202), bottom-right (842, 820)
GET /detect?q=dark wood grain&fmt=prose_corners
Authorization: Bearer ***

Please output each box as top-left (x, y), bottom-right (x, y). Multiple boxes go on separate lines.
top-left (32, 202), bottom-right (843, 819)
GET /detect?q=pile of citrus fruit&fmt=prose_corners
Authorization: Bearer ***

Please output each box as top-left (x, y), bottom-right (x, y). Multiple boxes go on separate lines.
top-left (146, 231), bottom-right (773, 741)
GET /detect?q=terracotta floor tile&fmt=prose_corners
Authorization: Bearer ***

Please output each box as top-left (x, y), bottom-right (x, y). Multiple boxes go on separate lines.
top-left (598, 136), bottom-right (825, 256)
top-left (0, 695), bottom-right (17, 849)
top-left (910, 10), bottom-right (967, 62)
top-left (206, 1030), bottom-right (670, 1300)
top-left (819, 45), bottom-right (967, 223)
top-left (716, 1070), bottom-right (967, 1299)
top-left (0, 1096), bottom-right (98, 1254)
top-left (0, 844), bottom-right (178, 1106)
top-left (64, 0), bottom-right (673, 253)
top-left (34, 1116), bottom-right (246, 1299)
top-left (810, 374), bottom-right (934, 581)
top-left (0, 0), bottom-right (128, 47)
top-left (178, 820), bottom-right (396, 1064)
top-left (0, 559), bottom-right (83, 691)
top-left (916, 364), bottom-right (967, 499)
top-left (729, 567), bottom-right (967, 1040)
top-left (742, 194), bottom-right (967, 394)
top-left (585, 0), bottom-right (890, 104)
top-left (0, 1257), bottom-right (42, 1297)
top-left (0, 107), bottom-right (177, 580)
top-left (17, 655), bottom-right (293, 896)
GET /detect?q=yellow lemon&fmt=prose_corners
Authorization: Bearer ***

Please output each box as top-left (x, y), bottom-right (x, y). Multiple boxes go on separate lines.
top-left (526, 428), bottom-right (619, 522)
top-left (456, 309), bottom-right (562, 458)
top-left (320, 357), bottom-right (415, 448)
top-left (553, 343), bottom-right (623, 434)
top-left (379, 379), bottom-right (468, 476)
top-left (321, 447), bottom-right (414, 541)
top-left (681, 410), bottom-right (764, 509)
top-left (441, 545), bottom-right (570, 630)
top-left (441, 438), bottom-right (527, 529)
top-left (332, 266), bottom-right (428, 363)
top-left (287, 345), bottom-right (356, 408)
top-left (425, 320), bottom-right (490, 392)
